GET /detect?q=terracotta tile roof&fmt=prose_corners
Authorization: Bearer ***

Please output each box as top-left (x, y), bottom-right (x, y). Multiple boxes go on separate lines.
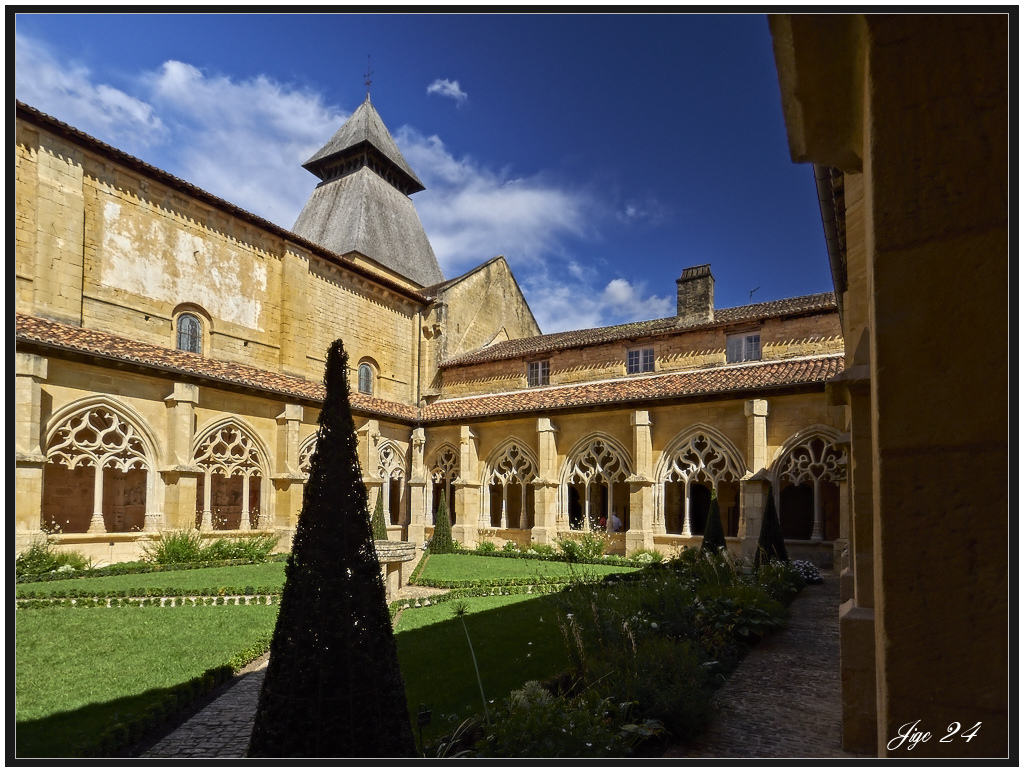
top-left (14, 313), bottom-right (417, 421)
top-left (16, 313), bottom-right (842, 425)
top-left (440, 292), bottom-right (837, 367)
top-left (422, 354), bottom-right (845, 421)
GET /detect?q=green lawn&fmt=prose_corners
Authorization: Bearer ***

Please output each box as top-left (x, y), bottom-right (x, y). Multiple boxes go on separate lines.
top-left (15, 604), bottom-right (279, 758)
top-left (395, 593), bottom-right (569, 750)
top-left (418, 553), bottom-right (636, 583)
top-left (14, 553), bottom-right (602, 757)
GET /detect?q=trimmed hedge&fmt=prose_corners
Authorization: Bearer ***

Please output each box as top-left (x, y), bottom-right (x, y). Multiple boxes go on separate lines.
top-left (16, 552), bottom-right (290, 584)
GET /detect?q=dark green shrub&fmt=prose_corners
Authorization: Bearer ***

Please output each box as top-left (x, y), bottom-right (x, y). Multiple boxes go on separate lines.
top-left (556, 531), bottom-right (607, 562)
top-left (370, 490), bottom-right (388, 541)
top-left (754, 487), bottom-right (788, 568)
top-left (700, 488), bottom-right (727, 553)
top-left (429, 489), bottom-right (455, 555)
top-left (247, 340), bottom-right (415, 758)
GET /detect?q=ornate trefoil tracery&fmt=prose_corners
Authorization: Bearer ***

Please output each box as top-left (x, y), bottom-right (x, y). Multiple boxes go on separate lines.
top-left (660, 432), bottom-right (743, 537)
top-left (46, 406), bottom-right (151, 533)
top-left (194, 424), bottom-right (266, 531)
top-left (487, 443), bottom-right (536, 529)
top-left (430, 447), bottom-right (459, 525)
top-left (776, 435), bottom-right (846, 541)
top-left (566, 438), bottom-right (628, 530)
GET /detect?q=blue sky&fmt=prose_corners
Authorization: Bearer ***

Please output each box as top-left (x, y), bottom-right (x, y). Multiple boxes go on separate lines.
top-left (14, 12), bottom-right (833, 334)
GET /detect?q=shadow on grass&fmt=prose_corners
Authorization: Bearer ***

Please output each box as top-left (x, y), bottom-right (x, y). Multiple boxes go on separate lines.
top-left (396, 593), bottom-right (570, 752)
top-left (16, 669), bottom-right (231, 759)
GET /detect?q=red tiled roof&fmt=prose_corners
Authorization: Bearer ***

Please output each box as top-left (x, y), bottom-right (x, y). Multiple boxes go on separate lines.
top-left (440, 292), bottom-right (837, 367)
top-left (14, 313), bottom-right (417, 421)
top-left (422, 354), bottom-right (844, 421)
top-left (16, 313), bottom-right (842, 424)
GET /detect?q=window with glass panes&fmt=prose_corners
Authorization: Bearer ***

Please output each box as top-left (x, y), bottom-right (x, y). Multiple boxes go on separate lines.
top-left (176, 313), bottom-right (202, 354)
top-left (726, 332), bottom-right (761, 363)
top-left (627, 347), bottom-right (655, 374)
top-left (528, 359), bottom-right (550, 387)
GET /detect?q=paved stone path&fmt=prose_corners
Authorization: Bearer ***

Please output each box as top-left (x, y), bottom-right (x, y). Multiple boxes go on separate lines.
top-left (663, 571), bottom-right (871, 759)
top-left (140, 575), bottom-right (871, 759)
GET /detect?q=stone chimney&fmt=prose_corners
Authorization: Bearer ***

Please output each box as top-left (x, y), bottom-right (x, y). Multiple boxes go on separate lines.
top-left (676, 264), bottom-right (715, 325)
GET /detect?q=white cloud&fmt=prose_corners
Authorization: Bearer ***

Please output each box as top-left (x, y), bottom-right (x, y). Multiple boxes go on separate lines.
top-left (14, 33), bottom-right (166, 152)
top-left (616, 194), bottom-right (669, 225)
top-left (15, 33), bottom-right (665, 331)
top-left (426, 78), bottom-right (468, 104)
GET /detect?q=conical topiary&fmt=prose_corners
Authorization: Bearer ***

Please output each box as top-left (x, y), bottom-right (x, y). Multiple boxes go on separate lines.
top-left (247, 340), bottom-right (415, 758)
top-left (429, 488), bottom-right (455, 554)
top-left (371, 489), bottom-right (388, 541)
top-left (754, 486), bottom-right (789, 569)
top-left (700, 487), bottom-right (727, 553)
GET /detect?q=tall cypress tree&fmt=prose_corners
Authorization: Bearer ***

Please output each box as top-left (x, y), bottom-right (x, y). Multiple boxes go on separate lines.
top-left (754, 486), bottom-right (789, 568)
top-left (700, 487), bottom-right (727, 553)
top-left (371, 489), bottom-right (388, 541)
top-left (429, 488), bottom-right (455, 554)
top-left (247, 340), bottom-right (415, 758)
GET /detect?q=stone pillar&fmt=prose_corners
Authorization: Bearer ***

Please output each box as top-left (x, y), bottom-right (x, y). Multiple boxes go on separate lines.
top-left (740, 399), bottom-right (770, 558)
top-left (406, 428), bottom-right (427, 546)
top-left (452, 425), bottom-right (480, 547)
top-left (161, 383), bottom-right (202, 531)
top-left (279, 243), bottom-right (311, 378)
top-left (15, 352), bottom-right (48, 543)
top-left (625, 410), bottom-right (654, 554)
top-left (272, 404), bottom-right (306, 533)
top-left (531, 418), bottom-right (560, 544)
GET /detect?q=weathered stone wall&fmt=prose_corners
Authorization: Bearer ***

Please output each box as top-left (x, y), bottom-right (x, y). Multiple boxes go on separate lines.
top-left (439, 310), bottom-right (842, 398)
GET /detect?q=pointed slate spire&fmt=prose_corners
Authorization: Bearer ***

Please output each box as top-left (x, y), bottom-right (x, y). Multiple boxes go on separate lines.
top-left (292, 97), bottom-right (444, 288)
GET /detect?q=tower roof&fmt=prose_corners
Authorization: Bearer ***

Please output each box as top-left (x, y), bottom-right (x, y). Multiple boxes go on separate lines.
top-left (301, 97), bottom-right (424, 193)
top-left (292, 97), bottom-right (444, 288)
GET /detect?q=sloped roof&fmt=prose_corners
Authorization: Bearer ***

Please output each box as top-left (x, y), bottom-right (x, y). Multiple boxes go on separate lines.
top-left (16, 314), bottom-right (841, 425)
top-left (291, 169), bottom-right (444, 288)
top-left (421, 354), bottom-right (843, 422)
top-left (302, 98), bottom-right (423, 191)
top-left (441, 291), bottom-right (838, 368)
top-left (14, 314), bottom-right (416, 421)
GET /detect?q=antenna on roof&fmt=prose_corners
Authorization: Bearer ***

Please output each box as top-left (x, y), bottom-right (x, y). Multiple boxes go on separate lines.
top-left (363, 56), bottom-right (374, 100)
top-left (749, 287), bottom-right (760, 301)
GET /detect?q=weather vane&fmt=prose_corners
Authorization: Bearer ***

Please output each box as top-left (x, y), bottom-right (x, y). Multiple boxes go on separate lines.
top-left (364, 55), bottom-right (373, 99)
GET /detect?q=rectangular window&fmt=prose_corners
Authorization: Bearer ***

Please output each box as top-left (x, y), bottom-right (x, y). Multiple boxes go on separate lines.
top-left (726, 332), bottom-right (761, 363)
top-left (627, 347), bottom-right (655, 374)
top-left (528, 359), bottom-right (550, 387)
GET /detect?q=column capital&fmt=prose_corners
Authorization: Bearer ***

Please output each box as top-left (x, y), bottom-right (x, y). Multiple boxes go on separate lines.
top-left (276, 403), bottom-right (303, 424)
top-left (744, 398), bottom-right (769, 418)
top-left (16, 351), bottom-right (48, 380)
top-left (164, 382), bottom-right (199, 407)
top-left (631, 410), bottom-right (652, 427)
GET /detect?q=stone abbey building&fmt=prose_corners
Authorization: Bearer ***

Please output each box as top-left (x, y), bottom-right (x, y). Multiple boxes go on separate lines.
top-left (15, 96), bottom-right (847, 569)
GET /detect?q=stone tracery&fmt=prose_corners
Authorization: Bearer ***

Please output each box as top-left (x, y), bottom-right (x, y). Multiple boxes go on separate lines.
top-left (484, 442), bottom-right (536, 529)
top-left (194, 422), bottom-right (268, 531)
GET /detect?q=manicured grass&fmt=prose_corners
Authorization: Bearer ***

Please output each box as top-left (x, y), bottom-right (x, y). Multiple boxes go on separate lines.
top-left (15, 604), bottom-right (278, 758)
top-left (17, 562), bottom-right (287, 596)
top-left (394, 593), bottom-right (569, 750)
top-left (418, 553), bottom-right (636, 583)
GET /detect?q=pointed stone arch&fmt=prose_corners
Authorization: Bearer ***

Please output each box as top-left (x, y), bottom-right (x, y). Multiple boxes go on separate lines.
top-left (42, 396), bottom-right (162, 534)
top-left (377, 439), bottom-right (407, 526)
top-left (428, 443), bottom-right (460, 525)
top-left (482, 439), bottom-right (538, 529)
top-left (192, 416), bottom-right (272, 531)
top-left (654, 425), bottom-right (746, 537)
top-left (769, 425), bottom-right (846, 541)
top-left (559, 433), bottom-right (633, 531)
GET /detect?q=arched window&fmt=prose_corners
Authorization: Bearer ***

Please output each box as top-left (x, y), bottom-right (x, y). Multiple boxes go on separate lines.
top-left (176, 313), bottom-right (202, 354)
top-left (563, 437), bottom-right (631, 531)
top-left (378, 442), bottom-right (407, 526)
top-left (43, 402), bottom-right (154, 534)
top-left (485, 442), bottom-right (537, 530)
top-left (358, 363), bottom-right (374, 395)
top-left (657, 430), bottom-right (745, 538)
top-left (774, 433), bottom-right (845, 541)
top-left (429, 447), bottom-right (459, 525)
top-left (194, 422), bottom-right (268, 531)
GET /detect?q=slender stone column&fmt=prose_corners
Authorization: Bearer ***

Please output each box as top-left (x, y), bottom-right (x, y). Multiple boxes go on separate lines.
top-left (740, 399), bottom-right (770, 558)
